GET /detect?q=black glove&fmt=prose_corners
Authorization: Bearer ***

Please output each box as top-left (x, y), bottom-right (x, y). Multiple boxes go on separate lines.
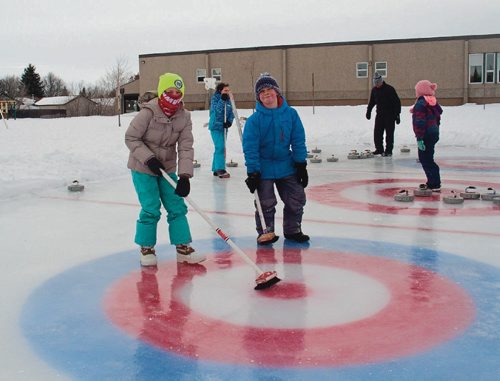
top-left (245, 172), bottom-right (261, 194)
top-left (146, 157), bottom-right (164, 177)
top-left (395, 115), bottom-right (400, 125)
top-left (295, 162), bottom-right (308, 188)
top-left (366, 111), bottom-right (371, 120)
top-left (221, 93), bottom-right (229, 101)
top-left (223, 121), bottom-right (232, 128)
top-left (175, 175), bottom-right (190, 197)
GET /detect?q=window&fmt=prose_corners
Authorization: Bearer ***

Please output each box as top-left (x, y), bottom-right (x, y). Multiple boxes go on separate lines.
top-left (374, 62), bottom-right (387, 77)
top-left (485, 53), bottom-right (495, 83)
top-left (469, 54), bottom-right (483, 84)
top-left (196, 69), bottom-right (206, 83)
top-left (211, 68), bottom-right (222, 81)
top-left (497, 53), bottom-right (500, 83)
top-left (498, 53), bottom-right (500, 84)
top-left (356, 62), bottom-right (368, 78)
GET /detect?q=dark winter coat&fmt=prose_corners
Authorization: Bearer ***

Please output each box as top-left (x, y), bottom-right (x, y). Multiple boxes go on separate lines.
top-left (208, 92), bottom-right (234, 131)
top-left (367, 82), bottom-right (401, 119)
top-left (125, 98), bottom-right (194, 177)
top-left (412, 96), bottom-right (443, 139)
top-left (243, 97), bottom-right (307, 180)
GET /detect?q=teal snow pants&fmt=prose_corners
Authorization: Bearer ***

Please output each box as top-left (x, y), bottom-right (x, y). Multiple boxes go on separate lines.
top-left (210, 129), bottom-right (226, 172)
top-left (131, 170), bottom-right (192, 247)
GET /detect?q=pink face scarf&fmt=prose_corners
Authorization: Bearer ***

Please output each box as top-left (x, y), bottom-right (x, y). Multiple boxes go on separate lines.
top-left (158, 91), bottom-right (182, 117)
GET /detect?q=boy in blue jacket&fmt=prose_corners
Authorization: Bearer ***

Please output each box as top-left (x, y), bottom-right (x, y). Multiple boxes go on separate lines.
top-left (242, 73), bottom-right (309, 244)
top-left (209, 82), bottom-right (234, 178)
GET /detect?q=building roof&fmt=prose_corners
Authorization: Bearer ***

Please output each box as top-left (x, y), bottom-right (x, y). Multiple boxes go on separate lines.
top-left (139, 33), bottom-right (500, 58)
top-left (35, 96), bottom-right (78, 106)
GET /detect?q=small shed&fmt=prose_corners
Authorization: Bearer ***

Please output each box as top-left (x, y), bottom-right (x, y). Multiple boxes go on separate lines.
top-left (35, 95), bottom-right (97, 117)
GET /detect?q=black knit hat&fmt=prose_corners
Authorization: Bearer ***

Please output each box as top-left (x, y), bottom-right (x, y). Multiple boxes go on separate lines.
top-left (255, 73), bottom-right (281, 100)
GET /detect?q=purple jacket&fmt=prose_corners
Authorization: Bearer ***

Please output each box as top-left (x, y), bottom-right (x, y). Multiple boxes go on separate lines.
top-left (412, 96), bottom-right (443, 139)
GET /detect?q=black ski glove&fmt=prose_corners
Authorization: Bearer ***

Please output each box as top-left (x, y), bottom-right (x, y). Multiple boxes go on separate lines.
top-left (146, 157), bottom-right (164, 177)
top-left (295, 162), bottom-right (308, 188)
top-left (395, 115), bottom-right (400, 125)
top-left (175, 175), bottom-right (190, 197)
top-left (366, 111), bottom-right (371, 120)
top-left (221, 93), bottom-right (229, 101)
top-left (245, 172), bottom-right (261, 194)
top-left (223, 121), bottom-right (232, 128)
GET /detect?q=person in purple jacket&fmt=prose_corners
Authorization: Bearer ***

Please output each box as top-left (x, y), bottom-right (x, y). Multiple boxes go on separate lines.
top-left (411, 80), bottom-right (443, 191)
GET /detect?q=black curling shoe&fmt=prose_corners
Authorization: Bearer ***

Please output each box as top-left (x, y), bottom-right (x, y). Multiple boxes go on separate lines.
top-left (284, 232), bottom-right (310, 243)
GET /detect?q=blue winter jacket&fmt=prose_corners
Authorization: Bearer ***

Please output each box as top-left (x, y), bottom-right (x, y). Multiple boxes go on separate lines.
top-left (242, 97), bottom-right (307, 180)
top-left (208, 92), bottom-right (234, 131)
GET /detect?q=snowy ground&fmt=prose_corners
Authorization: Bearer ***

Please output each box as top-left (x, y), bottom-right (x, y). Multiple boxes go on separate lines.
top-left (1, 104), bottom-right (499, 380)
top-left (1, 104), bottom-right (499, 201)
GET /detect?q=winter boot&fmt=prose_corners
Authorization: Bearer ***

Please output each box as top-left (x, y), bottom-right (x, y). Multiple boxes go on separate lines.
top-left (257, 232), bottom-right (279, 245)
top-left (372, 150), bottom-right (383, 156)
top-left (215, 170), bottom-right (230, 178)
top-left (176, 244), bottom-right (206, 264)
top-left (284, 232), bottom-right (310, 243)
top-left (140, 246), bottom-right (157, 267)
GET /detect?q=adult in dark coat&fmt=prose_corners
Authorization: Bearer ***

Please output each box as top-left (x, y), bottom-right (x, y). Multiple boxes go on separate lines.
top-left (366, 72), bottom-right (401, 156)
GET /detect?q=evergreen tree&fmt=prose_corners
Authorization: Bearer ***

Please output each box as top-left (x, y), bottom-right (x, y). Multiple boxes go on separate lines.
top-left (20, 64), bottom-right (45, 98)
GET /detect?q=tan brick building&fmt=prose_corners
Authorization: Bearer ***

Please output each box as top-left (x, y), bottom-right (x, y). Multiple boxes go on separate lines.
top-left (129, 34), bottom-right (500, 110)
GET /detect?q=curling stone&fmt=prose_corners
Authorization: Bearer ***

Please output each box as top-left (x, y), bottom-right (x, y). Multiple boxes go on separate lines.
top-left (460, 186), bottom-right (480, 200)
top-left (480, 187), bottom-right (496, 201)
top-left (394, 189), bottom-right (414, 202)
top-left (363, 149), bottom-right (374, 158)
top-left (226, 159), bottom-right (238, 167)
top-left (311, 147), bottom-right (322, 154)
top-left (193, 160), bottom-right (201, 168)
top-left (443, 191), bottom-right (464, 204)
top-left (414, 184), bottom-right (433, 197)
top-left (310, 155), bottom-right (322, 163)
top-left (493, 196), bottom-right (500, 206)
top-left (306, 151), bottom-right (314, 158)
top-left (400, 145), bottom-right (411, 153)
top-left (347, 150), bottom-right (360, 160)
top-left (327, 155), bottom-right (339, 162)
top-left (68, 180), bottom-right (84, 192)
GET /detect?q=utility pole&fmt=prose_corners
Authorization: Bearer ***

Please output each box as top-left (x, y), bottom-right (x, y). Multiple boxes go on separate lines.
top-left (312, 72), bottom-right (316, 115)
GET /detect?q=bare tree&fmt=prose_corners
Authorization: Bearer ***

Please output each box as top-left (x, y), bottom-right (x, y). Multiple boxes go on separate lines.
top-left (67, 81), bottom-right (87, 97)
top-left (101, 57), bottom-right (133, 117)
top-left (43, 72), bottom-right (68, 97)
top-left (0, 75), bottom-right (23, 98)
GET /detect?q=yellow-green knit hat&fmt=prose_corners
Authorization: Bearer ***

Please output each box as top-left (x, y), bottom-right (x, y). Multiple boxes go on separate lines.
top-left (157, 73), bottom-right (185, 97)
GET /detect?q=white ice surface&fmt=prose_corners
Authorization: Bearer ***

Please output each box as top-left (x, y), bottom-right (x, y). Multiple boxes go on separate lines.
top-left (1, 104), bottom-right (499, 380)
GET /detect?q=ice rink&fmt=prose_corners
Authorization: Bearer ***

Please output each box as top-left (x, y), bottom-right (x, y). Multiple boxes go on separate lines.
top-left (2, 145), bottom-right (500, 381)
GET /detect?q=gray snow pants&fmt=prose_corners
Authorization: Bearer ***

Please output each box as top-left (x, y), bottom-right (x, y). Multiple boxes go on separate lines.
top-left (254, 175), bottom-right (306, 235)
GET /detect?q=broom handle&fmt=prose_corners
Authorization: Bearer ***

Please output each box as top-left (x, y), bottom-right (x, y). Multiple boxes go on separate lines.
top-left (230, 96), bottom-right (269, 234)
top-left (0, 110), bottom-right (8, 129)
top-left (162, 171), bottom-right (264, 275)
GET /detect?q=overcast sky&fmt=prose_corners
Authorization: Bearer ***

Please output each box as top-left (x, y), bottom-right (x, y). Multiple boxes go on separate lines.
top-left (1, 0), bottom-right (499, 86)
